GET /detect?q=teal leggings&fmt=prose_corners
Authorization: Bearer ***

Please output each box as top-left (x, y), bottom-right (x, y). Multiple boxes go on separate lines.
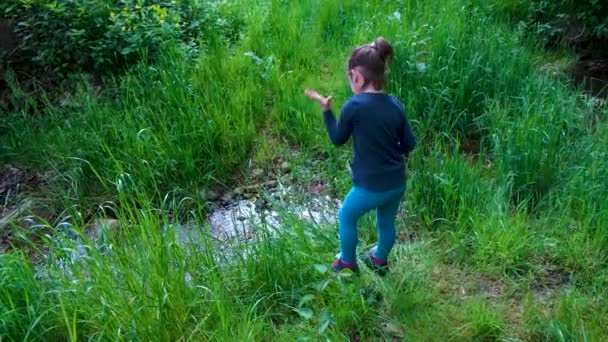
top-left (338, 184), bottom-right (406, 263)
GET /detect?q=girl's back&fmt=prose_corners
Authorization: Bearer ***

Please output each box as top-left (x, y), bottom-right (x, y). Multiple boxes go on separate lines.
top-left (329, 92), bottom-right (415, 191)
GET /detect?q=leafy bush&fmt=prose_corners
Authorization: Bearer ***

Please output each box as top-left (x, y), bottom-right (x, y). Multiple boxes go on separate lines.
top-left (494, 0), bottom-right (608, 45)
top-left (1, 0), bottom-right (242, 75)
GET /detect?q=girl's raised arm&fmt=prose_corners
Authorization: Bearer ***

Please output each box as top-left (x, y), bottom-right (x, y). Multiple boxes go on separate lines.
top-left (305, 89), bottom-right (333, 111)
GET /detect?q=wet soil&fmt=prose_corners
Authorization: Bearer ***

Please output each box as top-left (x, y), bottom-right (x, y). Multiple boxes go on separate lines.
top-left (568, 31), bottom-right (608, 98)
top-left (0, 165), bottom-right (47, 252)
top-left (0, 166), bottom-right (44, 201)
top-left (0, 20), bottom-right (17, 55)
top-left (574, 57), bottom-right (608, 98)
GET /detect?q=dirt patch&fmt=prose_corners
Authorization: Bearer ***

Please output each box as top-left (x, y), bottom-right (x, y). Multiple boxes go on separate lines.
top-left (542, 268), bottom-right (568, 287)
top-left (478, 277), bottom-right (505, 300)
top-left (397, 228), bottom-right (419, 243)
top-left (531, 266), bottom-right (569, 300)
top-left (564, 27), bottom-right (608, 99)
top-left (544, 19), bottom-right (608, 99)
top-left (0, 166), bottom-right (44, 204)
top-left (432, 265), bottom-right (510, 301)
top-left (0, 20), bottom-right (17, 55)
top-left (459, 138), bottom-right (481, 156)
top-left (574, 58), bottom-right (608, 98)
top-left (457, 137), bottom-right (494, 166)
top-left (200, 154), bottom-right (295, 206)
top-left (1, 166), bottom-right (48, 253)
top-left (396, 213), bottom-right (422, 243)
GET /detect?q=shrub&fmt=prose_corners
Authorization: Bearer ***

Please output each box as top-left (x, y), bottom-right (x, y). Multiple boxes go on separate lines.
top-left (493, 0), bottom-right (608, 45)
top-left (0, 0), bottom-right (242, 76)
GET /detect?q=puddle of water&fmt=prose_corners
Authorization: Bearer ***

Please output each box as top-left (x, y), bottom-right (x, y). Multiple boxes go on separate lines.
top-left (35, 187), bottom-right (341, 281)
top-left (206, 190), bottom-right (339, 243)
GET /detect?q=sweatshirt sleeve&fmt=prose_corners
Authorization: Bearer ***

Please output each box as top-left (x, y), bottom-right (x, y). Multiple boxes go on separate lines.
top-left (323, 100), bottom-right (356, 146)
top-left (397, 104), bottom-right (416, 155)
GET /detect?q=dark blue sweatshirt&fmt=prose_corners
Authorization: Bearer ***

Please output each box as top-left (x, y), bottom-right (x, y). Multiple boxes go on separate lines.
top-left (323, 92), bottom-right (416, 191)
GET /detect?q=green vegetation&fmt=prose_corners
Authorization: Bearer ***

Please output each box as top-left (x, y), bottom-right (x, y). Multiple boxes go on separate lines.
top-left (1, 0), bottom-right (608, 340)
top-left (0, 0), bottom-right (241, 75)
top-left (493, 0), bottom-right (608, 45)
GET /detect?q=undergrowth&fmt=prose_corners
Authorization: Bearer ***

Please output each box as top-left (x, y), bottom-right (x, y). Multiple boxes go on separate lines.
top-left (1, 0), bottom-right (607, 340)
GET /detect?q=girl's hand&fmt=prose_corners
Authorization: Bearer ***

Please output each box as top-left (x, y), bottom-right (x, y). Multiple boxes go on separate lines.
top-left (305, 89), bottom-right (333, 111)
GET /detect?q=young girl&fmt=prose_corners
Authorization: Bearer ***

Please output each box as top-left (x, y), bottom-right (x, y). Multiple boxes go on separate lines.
top-left (305, 37), bottom-right (416, 276)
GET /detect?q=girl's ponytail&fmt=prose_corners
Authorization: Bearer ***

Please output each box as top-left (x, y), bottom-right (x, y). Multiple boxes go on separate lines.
top-left (348, 37), bottom-right (395, 90)
top-left (373, 37), bottom-right (394, 64)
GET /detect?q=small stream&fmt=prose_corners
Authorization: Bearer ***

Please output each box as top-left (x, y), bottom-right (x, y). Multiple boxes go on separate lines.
top-left (38, 186), bottom-right (341, 279)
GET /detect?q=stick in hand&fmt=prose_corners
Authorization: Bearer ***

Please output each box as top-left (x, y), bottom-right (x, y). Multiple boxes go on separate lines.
top-left (305, 89), bottom-right (333, 111)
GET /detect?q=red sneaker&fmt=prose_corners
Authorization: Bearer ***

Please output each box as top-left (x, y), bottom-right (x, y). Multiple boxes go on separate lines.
top-left (360, 251), bottom-right (389, 277)
top-left (331, 258), bottom-right (359, 274)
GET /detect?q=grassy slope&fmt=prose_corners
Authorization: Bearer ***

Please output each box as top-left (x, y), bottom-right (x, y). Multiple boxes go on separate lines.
top-left (2, 0), bottom-right (608, 340)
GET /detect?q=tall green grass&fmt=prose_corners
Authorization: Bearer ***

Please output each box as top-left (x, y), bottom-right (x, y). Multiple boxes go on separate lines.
top-left (2, 0), bottom-right (608, 339)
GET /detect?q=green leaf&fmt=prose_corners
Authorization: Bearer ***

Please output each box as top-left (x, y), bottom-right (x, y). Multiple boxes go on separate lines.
top-left (315, 278), bottom-right (331, 292)
top-left (120, 46), bottom-right (137, 55)
top-left (319, 308), bottom-right (332, 321)
top-left (318, 308), bottom-right (333, 334)
top-left (318, 319), bottom-right (331, 334)
top-left (294, 307), bottom-right (313, 320)
top-left (298, 294), bottom-right (315, 307)
top-left (335, 270), bottom-right (354, 278)
top-left (314, 264), bottom-right (328, 273)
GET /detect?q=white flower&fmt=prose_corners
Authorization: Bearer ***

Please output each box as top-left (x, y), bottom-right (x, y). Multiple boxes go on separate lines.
top-left (416, 62), bottom-right (427, 73)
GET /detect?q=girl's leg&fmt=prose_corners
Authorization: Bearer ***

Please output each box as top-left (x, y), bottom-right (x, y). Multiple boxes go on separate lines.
top-left (373, 186), bottom-right (406, 262)
top-left (338, 187), bottom-right (379, 263)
